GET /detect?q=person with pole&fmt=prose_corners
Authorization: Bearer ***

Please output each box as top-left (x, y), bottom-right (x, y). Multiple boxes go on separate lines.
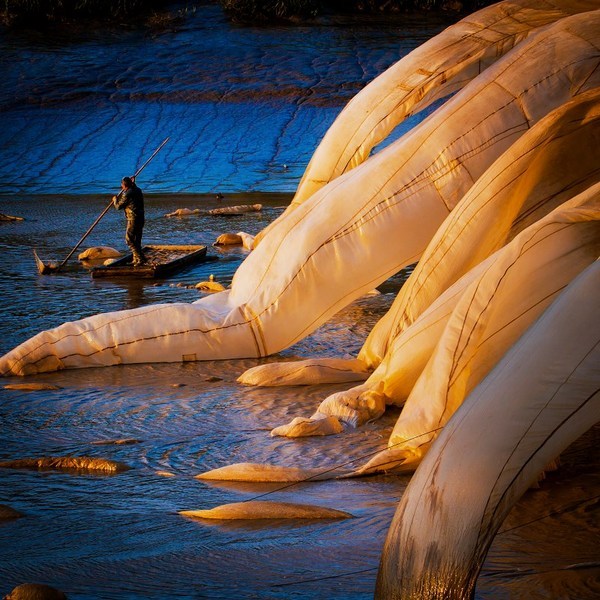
top-left (113, 175), bottom-right (146, 266)
top-left (34, 137), bottom-right (168, 274)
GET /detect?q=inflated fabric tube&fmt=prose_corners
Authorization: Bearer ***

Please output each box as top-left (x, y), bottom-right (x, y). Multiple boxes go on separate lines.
top-left (241, 87), bottom-right (600, 392)
top-left (359, 185), bottom-right (600, 474)
top-left (375, 259), bottom-right (600, 599)
top-left (360, 87), bottom-right (600, 367)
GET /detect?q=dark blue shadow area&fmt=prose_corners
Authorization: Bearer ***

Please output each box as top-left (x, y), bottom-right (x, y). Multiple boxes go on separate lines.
top-left (0, 4), bottom-right (450, 195)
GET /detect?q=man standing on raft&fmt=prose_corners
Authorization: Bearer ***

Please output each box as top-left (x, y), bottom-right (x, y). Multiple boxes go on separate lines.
top-left (113, 176), bottom-right (146, 266)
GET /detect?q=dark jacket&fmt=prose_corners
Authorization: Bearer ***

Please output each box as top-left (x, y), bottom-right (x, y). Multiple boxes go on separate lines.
top-left (115, 184), bottom-right (144, 221)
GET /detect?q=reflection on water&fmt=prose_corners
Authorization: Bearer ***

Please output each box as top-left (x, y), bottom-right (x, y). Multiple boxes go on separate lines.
top-left (1, 354), bottom-right (598, 599)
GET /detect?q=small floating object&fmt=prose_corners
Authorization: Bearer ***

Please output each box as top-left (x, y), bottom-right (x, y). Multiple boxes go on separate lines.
top-left (91, 438), bottom-right (141, 446)
top-left (213, 232), bottom-right (243, 246)
top-left (156, 470), bottom-right (176, 478)
top-left (0, 456), bottom-right (130, 473)
top-left (33, 249), bottom-right (60, 275)
top-left (239, 357), bottom-right (371, 386)
top-left (213, 232), bottom-right (255, 250)
top-left (196, 274), bottom-right (226, 293)
top-left (0, 504), bottom-right (23, 520)
top-left (196, 462), bottom-right (335, 482)
top-left (33, 249), bottom-right (83, 274)
top-left (78, 246), bottom-right (122, 261)
top-left (207, 204), bottom-right (262, 216)
top-left (164, 207), bottom-right (201, 217)
top-left (180, 500), bottom-right (353, 520)
top-left (3, 583), bottom-right (67, 600)
top-left (3, 382), bottom-right (61, 391)
top-left (0, 213), bottom-right (24, 221)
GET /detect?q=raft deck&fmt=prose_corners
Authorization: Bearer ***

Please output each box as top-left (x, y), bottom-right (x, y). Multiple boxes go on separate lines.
top-left (91, 244), bottom-right (208, 279)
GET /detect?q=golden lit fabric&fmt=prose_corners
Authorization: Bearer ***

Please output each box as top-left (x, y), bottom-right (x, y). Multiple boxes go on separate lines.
top-left (240, 87), bottom-right (600, 397)
top-left (359, 185), bottom-right (600, 474)
top-left (375, 259), bottom-right (600, 599)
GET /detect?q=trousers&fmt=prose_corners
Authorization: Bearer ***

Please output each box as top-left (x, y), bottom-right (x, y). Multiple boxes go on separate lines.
top-left (125, 218), bottom-right (145, 263)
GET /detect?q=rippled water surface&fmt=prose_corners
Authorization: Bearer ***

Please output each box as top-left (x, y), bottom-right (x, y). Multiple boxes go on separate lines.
top-left (0, 3), bottom-right (448, 195)
top-left (1, 4), bottom-right (599, 599)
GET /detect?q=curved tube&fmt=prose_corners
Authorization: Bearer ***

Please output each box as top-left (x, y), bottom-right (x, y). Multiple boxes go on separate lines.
top-left (272, 0), bottom-right (598, 210)
top-left (375, 259), bottom-right (600, 599)
top-left (238, 87), bottom-right (600, 394)
top-left (359, 87), bottom-right (600, 367)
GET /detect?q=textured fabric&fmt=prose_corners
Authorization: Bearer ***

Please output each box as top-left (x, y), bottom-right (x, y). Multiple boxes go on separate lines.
top-left (376, 259), bottom-right (600, 599)
top-left (359, 184), bottom-right (600, 474)
top-left (239, 88), bottom-right (600, 395)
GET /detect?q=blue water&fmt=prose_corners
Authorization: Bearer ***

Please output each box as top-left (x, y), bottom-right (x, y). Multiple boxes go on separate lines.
top-left (0, 4), bottom-right (446, 195)
top-left (0, 4), bottom-right (598, 599)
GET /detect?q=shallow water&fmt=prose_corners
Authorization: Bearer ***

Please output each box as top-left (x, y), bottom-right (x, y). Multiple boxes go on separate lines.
top-left (0, 191), bottom-right (410, 599)
top-left (1, 193), bottom-right (598, 600)
top-left (0, 3), bottom-right (448, 195)
top-left (0, 192), bottom-right (293, 349)
top-left (0, 3), bottom-right (599, 599)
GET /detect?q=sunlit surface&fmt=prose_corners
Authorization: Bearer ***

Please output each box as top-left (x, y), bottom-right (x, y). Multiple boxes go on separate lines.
top-left (0, 6), bottom-right (447, 195)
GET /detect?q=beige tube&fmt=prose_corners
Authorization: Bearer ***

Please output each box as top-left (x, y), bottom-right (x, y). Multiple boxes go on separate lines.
top-left (360, 184), bottom-right (600, 474)
top-left (375, 259), bottom-right (600, 599)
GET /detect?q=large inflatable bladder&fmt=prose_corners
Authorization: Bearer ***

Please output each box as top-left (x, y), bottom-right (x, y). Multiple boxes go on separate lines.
top-left (375, 259), bottom-right (600, 600)
top-left (358, 87), bottom-right (600, 367)
top-left (190, 183), bottom-right (600, 482)
top-left (1, 11), bottom-right (599, 377)
top-left (357, 184), bottom-right (600, 474)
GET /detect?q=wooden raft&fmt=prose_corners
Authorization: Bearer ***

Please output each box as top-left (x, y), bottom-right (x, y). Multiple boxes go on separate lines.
top-left (91, 244), bottom-right (208, 279)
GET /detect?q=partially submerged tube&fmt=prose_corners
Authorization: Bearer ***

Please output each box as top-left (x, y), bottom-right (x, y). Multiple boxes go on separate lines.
top-left (180, 500), bottom-right (352, 520)
top-left (375, 259), bottom-right (600, 599)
